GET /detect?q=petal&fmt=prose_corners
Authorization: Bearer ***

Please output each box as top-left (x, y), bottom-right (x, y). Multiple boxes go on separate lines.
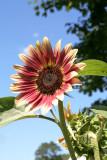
top-left (64, 83), bottom-right (73, 92)
top-left (10, 82), bottom-right (36, 88)
top-left (28, 45), bottom-right (43, 64)
top-left (10, 73), bottom-right (36, 82)
top-left (67, 77), bottom-right (82, 86)
top-left (30, 98), bottom-right (43, 112)
top-left (26, 94), bottom-right (43, 112)
top-left (13, 65), bottom-right (36, 76)
top-left (61, 43), bottom-right (72, 55)
top-left (70, 62), bottom-right (87, 72)
top-left (15, 91), bottom-right (39, 107)
top-left (64, 71), bottom-right (78, 82)
top-left (41, 96), bottom-right (53, 115)
top-left (42, 37), bottom-right (54, 65)
top-left (63, 107), bottom-right (69, 123)
top-left (63, 58), bottom-right (76, 74)
top-left (30, 105), bottom-right (41, 113)
top-left (52, 98), bottom-right (58, 106)
top-left (57, 43), bottom-right (72, 65)
top-left (55, 83), bottom-right (73, 99)
top-left (67, 101), bottom-right (71, 112)
top-left (10, 73), bottom-right (22, 81)
top-left (19, 54), bottom-right (42, 71)
top-left (42, 37), bottom-right (53, 54)
top-left (36, 41), bottom-right (47, 65)
top-left (41, 104), bottom-right (53, 115)
top-left (28, 45), bottom-right (37, 58)
top-left (10, 82), bottom-right (36, 93)
top-left (54, 39), bottom-right (61, 64)
top-left (56, 94), bottom-right (64, 101)
top-left (62, 49), bottom-right (78, 67)
top-left (10, 87), bottom-right (35, 93)
top-left (30, 95), bottom-right (48, 113)
top-left (61, 83), bottom-right (73, 92)
top-left (57, 137), bottom-right (65, 143)
top-left (61, 143), bottom-right (68, 150)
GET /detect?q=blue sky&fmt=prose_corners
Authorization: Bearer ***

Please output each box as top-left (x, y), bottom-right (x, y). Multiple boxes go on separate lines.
top-left (0, 0), bottom-right (107, 160)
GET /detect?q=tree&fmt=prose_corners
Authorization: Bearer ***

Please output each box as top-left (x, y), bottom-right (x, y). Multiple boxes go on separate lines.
top-left (35, 141), bottom-right (69, 160)
top-left (29, 0), bottom-right (107, 105)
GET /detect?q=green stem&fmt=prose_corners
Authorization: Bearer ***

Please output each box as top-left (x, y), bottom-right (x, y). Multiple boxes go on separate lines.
top-left (88, 131), bottom-right (100, 160)
top-left (17, 114), bottom-right (58, 124)
top-left (58, 100), bottom-right (77, 160)
top-left (50, 109), bottom-right (59, 123)
top-left (97, 118), bottom-right (107, 141)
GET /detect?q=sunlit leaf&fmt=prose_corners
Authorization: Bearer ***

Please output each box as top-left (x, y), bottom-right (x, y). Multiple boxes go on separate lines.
top-left (91, 105), bottom-right (107, 118)
top-left (0, 97), bottom-right (36, 128)
top-left (77, 60), bottom-right (107, 77)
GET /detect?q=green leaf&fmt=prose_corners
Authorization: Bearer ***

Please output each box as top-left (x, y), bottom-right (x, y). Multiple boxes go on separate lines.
top-left (77, 60), bottom-right (107, 77)
top-left (34, 6), bottom-right (39, 10)
top-left (0, 97), bottom-right (36, 128)
top-left (36, 11), bottom-right (40, 15)
top-left (103, 156), bottom-right (107, 160)
top-left (91, 105), bottom-right (107, 118)
top-left (78, 121), bottom-right (90, 134)
top-left (0, 97), bottom-right (15, 111)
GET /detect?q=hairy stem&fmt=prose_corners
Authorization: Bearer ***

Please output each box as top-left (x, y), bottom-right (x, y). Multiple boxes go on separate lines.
top-left (88, 131), bottom-right (100, 160)
top-left (58, 100), bottom-right (77, 160)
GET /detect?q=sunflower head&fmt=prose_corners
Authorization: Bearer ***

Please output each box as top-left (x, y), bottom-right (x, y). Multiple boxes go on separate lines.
top-left (10, 37), bottom-right (86, 115)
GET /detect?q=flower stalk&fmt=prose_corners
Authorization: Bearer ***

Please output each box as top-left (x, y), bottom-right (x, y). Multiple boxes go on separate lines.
top-left (88, 131), bottom-right (100, 160)
top-left (50, 109), bottom-right (59, 124)
top-left (58, 100), bottom-right (77, 160)
top-left (17, 114), bottom-right (58, 124)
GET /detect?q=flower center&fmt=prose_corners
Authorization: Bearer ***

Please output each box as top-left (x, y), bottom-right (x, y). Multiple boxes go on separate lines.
top-left (42, 73), bottom-right (58, 87)
top-left (36, 66), bottom-right (63, 95)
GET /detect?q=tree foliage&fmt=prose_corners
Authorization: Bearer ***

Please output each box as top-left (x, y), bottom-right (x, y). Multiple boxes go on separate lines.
top-left (30, 0), bottom-right (107, 100)
top-left (35, 141), bottom-right (69, 160)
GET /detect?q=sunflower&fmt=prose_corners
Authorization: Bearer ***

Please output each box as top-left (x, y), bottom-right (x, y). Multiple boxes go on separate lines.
top-left (10, 37), bottom-right (86, 115)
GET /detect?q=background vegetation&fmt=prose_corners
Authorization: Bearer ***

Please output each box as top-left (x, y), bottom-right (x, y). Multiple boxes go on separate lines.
top-left (30, 0), bottom-right (107, 107)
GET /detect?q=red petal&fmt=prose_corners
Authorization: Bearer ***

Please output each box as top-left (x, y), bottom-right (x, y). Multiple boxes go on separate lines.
top-left (70, 62), bottom-right (87, 72)
top-left (42, 37), bottom-right (54, 65)
top-left (57, 43), bottom-right (72, 65)
top-left (13, 65), bottom-right (36, 76)
top-left (62, 58), bottom-right (76, 74)
top-left (41, 96), bottom-right (53, 115)
top-left (54, 39), bottom-right (61, 64)
top-left (19, 54), bottom-right (42, 71)
top-left (67, 78), bottom-right (82, 86)
top-left (36, 41), bottom-right (47, 65)
top-left (26, 94), bottom-right (43, 112)
top-left (10, 73), bottom-right (36, 82)
top-left (55, 83), bottom-right (72, 100)
top-left (28, 45), bottom-right (43, 64)
top-left (64, 71), bottom-right (78, 82)
top-left (15, 91), bottom-right (39, 107)
top-left (62, 49), bottom-right (78, 67)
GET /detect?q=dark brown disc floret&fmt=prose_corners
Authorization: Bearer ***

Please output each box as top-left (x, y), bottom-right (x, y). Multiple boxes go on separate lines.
top-left (36, 66), bottom-right (63, 95)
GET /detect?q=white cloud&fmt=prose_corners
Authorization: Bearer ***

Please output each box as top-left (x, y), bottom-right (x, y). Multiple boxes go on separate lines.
top-left (22, 47), bottom-right (29, 54)
top-left (33, 32), bottom-right (39, 37)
